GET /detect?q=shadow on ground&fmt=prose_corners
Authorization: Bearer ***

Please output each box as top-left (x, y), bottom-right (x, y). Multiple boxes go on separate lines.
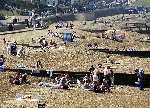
top-left (89, 49), bottom-right (150, 58)
top-left (5, 68), bottom-right (150, 88)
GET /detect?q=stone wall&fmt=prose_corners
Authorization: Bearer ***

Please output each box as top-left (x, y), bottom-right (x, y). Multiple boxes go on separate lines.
top-left (0, 24), bottom-right (26, 32)
top-left (44, 8), bottom-right (125, 22)
top-left (74, 13), bottom-right (95, 21)
top-left (94, 7), bottom-right (125, 18)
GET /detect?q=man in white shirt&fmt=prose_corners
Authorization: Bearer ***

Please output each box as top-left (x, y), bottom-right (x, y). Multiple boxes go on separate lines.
top-left (103, 66), bottom-right (113, 87)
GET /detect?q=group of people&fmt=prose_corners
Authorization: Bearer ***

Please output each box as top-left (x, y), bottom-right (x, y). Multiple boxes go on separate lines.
top-left (38, 37), bottom-right (57, 50)
top-left (6, 41), bottom-right (25, 57)
top-left (47, 30), bottom-right (60, 38)
top-left (36, 74), bottom-right (70, 89)
top-left (102, 29), bottom-right (125, 42)
top-left (9, 72), bottom-right (30, 85)
top-left (78, 64), bottom-right (114, 93)
top-left (55, 21), bottom-right (74, 29)
top-left (7, 63), bottom-right (145, 91)
top-left (87, 43), bottom-right (98, 48)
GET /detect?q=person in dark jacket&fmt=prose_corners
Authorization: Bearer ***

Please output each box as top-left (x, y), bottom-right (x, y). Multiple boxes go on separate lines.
top-left (135, 68), bottom-right (144, 90)
top-left (0, 55), bottom-right (5, 66)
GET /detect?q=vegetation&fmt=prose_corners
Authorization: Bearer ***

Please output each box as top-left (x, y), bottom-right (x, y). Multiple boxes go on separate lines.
top-left (0, 10), bottom-right (19, 16)
top-left (131, 0), bottom-right (150, 7)
top-left (14, 0), bottom-right (35, 10)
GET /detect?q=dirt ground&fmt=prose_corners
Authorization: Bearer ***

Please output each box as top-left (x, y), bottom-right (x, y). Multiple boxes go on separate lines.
top-left (0, 20), bottom-right (150, 72)
top-left (0, 72), bottom-right (150, 108)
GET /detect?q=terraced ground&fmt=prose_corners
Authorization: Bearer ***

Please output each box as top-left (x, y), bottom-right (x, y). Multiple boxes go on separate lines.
top-left (0, 14), bottom-right (150, 107)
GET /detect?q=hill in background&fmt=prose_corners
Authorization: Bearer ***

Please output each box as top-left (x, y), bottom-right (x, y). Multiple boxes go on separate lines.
top-left (131, 0), bottom-right (150, 7)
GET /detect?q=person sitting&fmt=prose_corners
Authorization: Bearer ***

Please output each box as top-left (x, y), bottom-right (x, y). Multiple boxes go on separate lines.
top-left (82, 80), bottom-right (91, 90)
top-left (100, 78), bottom-right (111, 92)
top-left (112, 34), bottom-right (125, 42)
top-left (93, 43), bottom-right (98, 48)
top-left (77, 76), bottom-right (92, 91)
top-left (54, 76), bottom-right (60, 84)
top-left (3, 38), bottom-right (6, 45)
top-left (31, 38), bottom-right (36, 44)
top-left (83, 74), bottom-right (90, 83)
top-left (9, 76), bottom-right (14, 84)
top-left (47, 30), bottom-right (53, 37)
top-left (58, 74), bottom-right (69, 89)
top-left (87, 43), bottom-right (93, 48)
top-left (17, 47), bottom-right (25, 58)
top-left (39, 38), bottom-right (48, 48)
top-left (20, 73), bottom-right (30, 84)
top-left (53, 32), bottom-right (59, 37)
top-left (70, 23), bottom-right (74, 29)
top-left (0, 55), bottom-right (5, 66)
top-left (50, 40), bottom-right (56, 46)
top-left (102, 32), bottom-right (105, 38)
top-left (9, 72), bottom-right (21, 85)
top-left (8, 24), bottom-right (14, 31)
top-left (37, 60), bottom-right (43, 69)
top-left (66, 22), bottom-right (69, 28)
top-left (89, 65), bottom-right (95, 73)
top-left (9, 72), bottom-right (30, 85)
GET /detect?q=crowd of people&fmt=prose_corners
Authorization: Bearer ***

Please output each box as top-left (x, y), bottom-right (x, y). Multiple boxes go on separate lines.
top-left (101, 29), bottom-right (126, 42)
top-left (9, 72), bottom-right (30, 85)
top-left (34, 74), bottom-right (71, 89)
top-left (0, 19), bottom-right (146, 92)
top-left (55, 21), bottom-right (74, 29)
top-left (0, 50), bottom-right (144, 92)
top-left (77, 64), bottom-right (114, 93)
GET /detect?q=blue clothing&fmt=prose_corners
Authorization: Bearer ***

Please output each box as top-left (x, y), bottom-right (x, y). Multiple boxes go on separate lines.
top-left (0, 58), bottom-right (4, 66)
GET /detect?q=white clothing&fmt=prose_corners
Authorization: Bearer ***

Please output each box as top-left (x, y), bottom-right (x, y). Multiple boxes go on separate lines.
top-left (93, 74), bottom-right (98, 82)
top-left (103, 67), bottom-right (111, 76)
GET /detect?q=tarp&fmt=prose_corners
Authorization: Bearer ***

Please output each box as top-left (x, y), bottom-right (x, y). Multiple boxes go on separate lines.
top-left (63, 32), bottom-right (74, 42)
top-left (0, 65), bottom-right (5, 72)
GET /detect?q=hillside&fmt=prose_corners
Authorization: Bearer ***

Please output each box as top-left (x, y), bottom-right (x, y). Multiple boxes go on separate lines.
top-left (131, 0), bottom-right (150, 7)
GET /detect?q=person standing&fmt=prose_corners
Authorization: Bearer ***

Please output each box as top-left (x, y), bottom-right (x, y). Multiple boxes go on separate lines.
top-left (135, 68), bottom-right (144, 90)
top-left (0, 55), bottom-right (5, 71)
top-left (103, 66), bottom-right (113, 87)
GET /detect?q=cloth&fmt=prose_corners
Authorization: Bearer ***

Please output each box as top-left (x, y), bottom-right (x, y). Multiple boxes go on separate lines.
top-left (103, 68), bottom-right (112, 76)
top-left (0, 58), bottom-right (4, 66)
top-left (0, 65), bottom-right (4, 72)
top-left (93, 74), bottom-right (98, 82)
top-left (59, 77), bottom-right (66, 86)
